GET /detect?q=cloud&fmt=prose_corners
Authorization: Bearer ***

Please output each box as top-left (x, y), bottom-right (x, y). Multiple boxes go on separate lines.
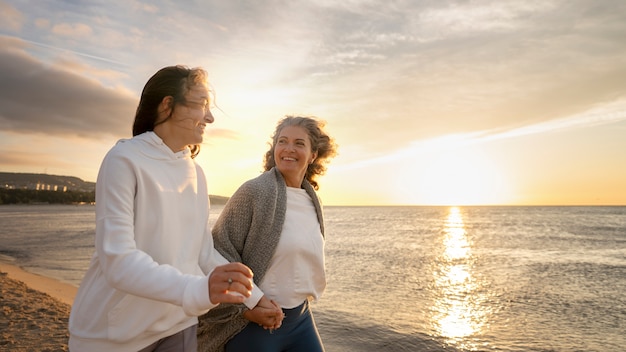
top-left (0, 147), bottom-right (77, 169)
top-left (481, 98), bottom-right (626, 141)
top-left (336, 96), bottom-right (626, 173)
top-left (34, 18), bottom-right (51, 29)
top-left (415, 1), bottom-right (555, 36)
top-left (296, 0), bottom-right (626, 155)
top-left (0, 1), bottom-right (23, 32)
top-left (0, 35), bottom-right (243, 142)
top-left (51, 22), bottom-right (93, 38)
top-left (0, 36), bottom-right (136, 139)
top-left (133, 1), bottom-right (159, 14)
top-left (3, 1), bottom-right (626, 155)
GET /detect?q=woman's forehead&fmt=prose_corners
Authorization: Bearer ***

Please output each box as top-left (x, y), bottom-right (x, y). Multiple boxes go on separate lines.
top-left (278, 125), bottom-right (308, 138)
top-left (187, 84), bottom-right (209, 98)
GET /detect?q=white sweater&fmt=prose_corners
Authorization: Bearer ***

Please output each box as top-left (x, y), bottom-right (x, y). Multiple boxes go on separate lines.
top-left (260, 187), bottom-right (326, 308)
top-left (69, 132), bottom-right (261, 352)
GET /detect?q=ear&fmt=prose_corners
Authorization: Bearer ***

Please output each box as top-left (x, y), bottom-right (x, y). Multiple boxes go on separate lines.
top-left (158, 96), bottom-right (174, 117)
top-left (310, 152), bottom-right (318, 164)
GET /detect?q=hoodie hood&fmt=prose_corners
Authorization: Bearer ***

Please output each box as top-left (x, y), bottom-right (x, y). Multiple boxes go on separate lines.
top-left (118, 131), bottom-right (191, 161)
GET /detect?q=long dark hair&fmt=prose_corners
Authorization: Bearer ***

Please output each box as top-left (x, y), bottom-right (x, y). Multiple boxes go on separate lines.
top-left (263, 116), bottom-right (338, 190)
top-left (132, 65), bottom-right (208, 158)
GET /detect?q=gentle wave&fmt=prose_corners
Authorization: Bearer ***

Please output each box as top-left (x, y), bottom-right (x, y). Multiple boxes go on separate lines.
top-left (1, 205), bottom-right (625, 351)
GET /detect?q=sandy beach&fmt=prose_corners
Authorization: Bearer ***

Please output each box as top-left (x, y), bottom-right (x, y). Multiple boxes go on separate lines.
top-left (0, 264), bottom-right (354, 352)
top-left (0, 263), bottom-right (353, 352)
top-left (0, 263), bottom-right (76, 352)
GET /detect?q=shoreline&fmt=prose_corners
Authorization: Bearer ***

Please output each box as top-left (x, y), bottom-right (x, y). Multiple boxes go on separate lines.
top-left (0, 263), bottom-right (361, 351)
top-left (0, 262), bottom-right (77, 306)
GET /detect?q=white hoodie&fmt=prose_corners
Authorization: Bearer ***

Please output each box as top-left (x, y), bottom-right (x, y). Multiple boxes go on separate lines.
top-left (69, 132), bottom-right (262, 352)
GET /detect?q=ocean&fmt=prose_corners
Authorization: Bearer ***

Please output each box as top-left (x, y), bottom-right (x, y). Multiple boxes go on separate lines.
top-left (0, 204), bottom-right (624, 351)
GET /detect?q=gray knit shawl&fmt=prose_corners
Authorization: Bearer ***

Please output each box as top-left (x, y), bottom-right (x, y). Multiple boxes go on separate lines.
top-left (197, 167), bottom-right (325, 352)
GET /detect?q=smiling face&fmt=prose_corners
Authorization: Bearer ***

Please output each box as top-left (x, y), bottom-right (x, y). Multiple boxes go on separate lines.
top-left (156, 83), bottom-right (214, 152)
top-left (274, 125), bottom-right (317, 188)
top-left (176, 84), bottom-right (214, 145)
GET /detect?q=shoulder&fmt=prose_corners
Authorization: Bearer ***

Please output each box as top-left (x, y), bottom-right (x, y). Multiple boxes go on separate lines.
top-left (105, 135), bottom-right (144, 158)
top-left (241, 170), bottom-right (280, 190)
top-left (228, 170), bottom-right (281, 205)
top-left (99, 133), bottom-right (164, 175)
top-left (99, 138), bottom-right (134, 168)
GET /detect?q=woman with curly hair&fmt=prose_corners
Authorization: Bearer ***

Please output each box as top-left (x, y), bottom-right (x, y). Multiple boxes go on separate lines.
top-left (199, 115), bottom-right (338, 352)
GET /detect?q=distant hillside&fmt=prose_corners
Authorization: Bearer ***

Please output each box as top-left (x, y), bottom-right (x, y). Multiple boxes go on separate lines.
top-left (0, 172), bottom-right (229, 205)
top-left (0, 172), bottom-right (95, 192)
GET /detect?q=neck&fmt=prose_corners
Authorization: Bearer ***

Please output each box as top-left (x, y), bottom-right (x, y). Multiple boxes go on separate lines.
top-left (283, 174), bottom-right (304, 188)
top-left (153, 126), bottom-right (186, 153)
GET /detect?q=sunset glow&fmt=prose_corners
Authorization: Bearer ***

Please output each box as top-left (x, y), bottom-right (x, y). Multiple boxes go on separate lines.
top-left (1, 1), bottom-right (626, 205)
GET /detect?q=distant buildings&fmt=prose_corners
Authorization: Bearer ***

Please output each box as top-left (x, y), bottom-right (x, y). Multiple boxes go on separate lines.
top-left (0, 172), bottom-right (95, 193)
top-left (2, 182), bottom-right (68, 192)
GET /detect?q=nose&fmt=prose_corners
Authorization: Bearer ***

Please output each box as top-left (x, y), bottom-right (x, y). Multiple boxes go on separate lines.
top-left (204, 109), bottom-right (214, 123)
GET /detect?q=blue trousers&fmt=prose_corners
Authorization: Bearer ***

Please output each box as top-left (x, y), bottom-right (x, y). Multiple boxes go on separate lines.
top-left (225, 300), bottom-right (325, 352)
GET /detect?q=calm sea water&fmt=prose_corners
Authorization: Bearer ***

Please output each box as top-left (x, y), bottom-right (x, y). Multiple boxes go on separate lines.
top-left (0, 204), bottom-right (625, 352)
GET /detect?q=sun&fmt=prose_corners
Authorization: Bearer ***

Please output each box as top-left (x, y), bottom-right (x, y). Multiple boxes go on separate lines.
top-left (396, 146), bottom-right (510, 205)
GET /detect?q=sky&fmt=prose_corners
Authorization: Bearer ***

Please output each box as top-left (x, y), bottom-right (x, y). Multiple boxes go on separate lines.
top-left (1, 0), bottom-right (625, 206)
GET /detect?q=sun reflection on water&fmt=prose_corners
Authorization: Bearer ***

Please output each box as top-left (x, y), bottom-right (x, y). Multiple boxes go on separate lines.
top-left (431, 206), bottom-right (488, 350)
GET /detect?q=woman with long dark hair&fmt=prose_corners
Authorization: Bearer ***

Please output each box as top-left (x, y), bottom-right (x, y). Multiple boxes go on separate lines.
top-left (69, 65), bottom-right (280, 352)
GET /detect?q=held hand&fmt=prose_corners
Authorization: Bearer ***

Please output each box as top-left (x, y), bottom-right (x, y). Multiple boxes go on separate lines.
top-left (255, 296), bottom-right (284, 329)
top-left (243, 295), bottom-right (284, 330)
top-left (208, 262), bottom-right (254, 304)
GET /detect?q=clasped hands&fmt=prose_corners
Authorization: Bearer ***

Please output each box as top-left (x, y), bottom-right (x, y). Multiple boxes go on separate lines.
top-left (244, 295), bottom-right (284, 331)
top-left (208, 262), bottom-right (284, 331)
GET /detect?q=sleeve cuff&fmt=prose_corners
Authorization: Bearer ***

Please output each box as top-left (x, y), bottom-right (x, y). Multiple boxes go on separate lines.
top-left (243, 284), bottom-right (264, 309)
top-left (182, 274), bottom-right (218, 316)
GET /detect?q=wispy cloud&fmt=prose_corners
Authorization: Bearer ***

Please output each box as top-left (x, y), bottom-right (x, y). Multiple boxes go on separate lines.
top-left (337, 97), bottom-right (626, 171)
top-left (20, 37), bottom-right (129, 67)
top-left (480, 99), bottom-right (626, 141)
